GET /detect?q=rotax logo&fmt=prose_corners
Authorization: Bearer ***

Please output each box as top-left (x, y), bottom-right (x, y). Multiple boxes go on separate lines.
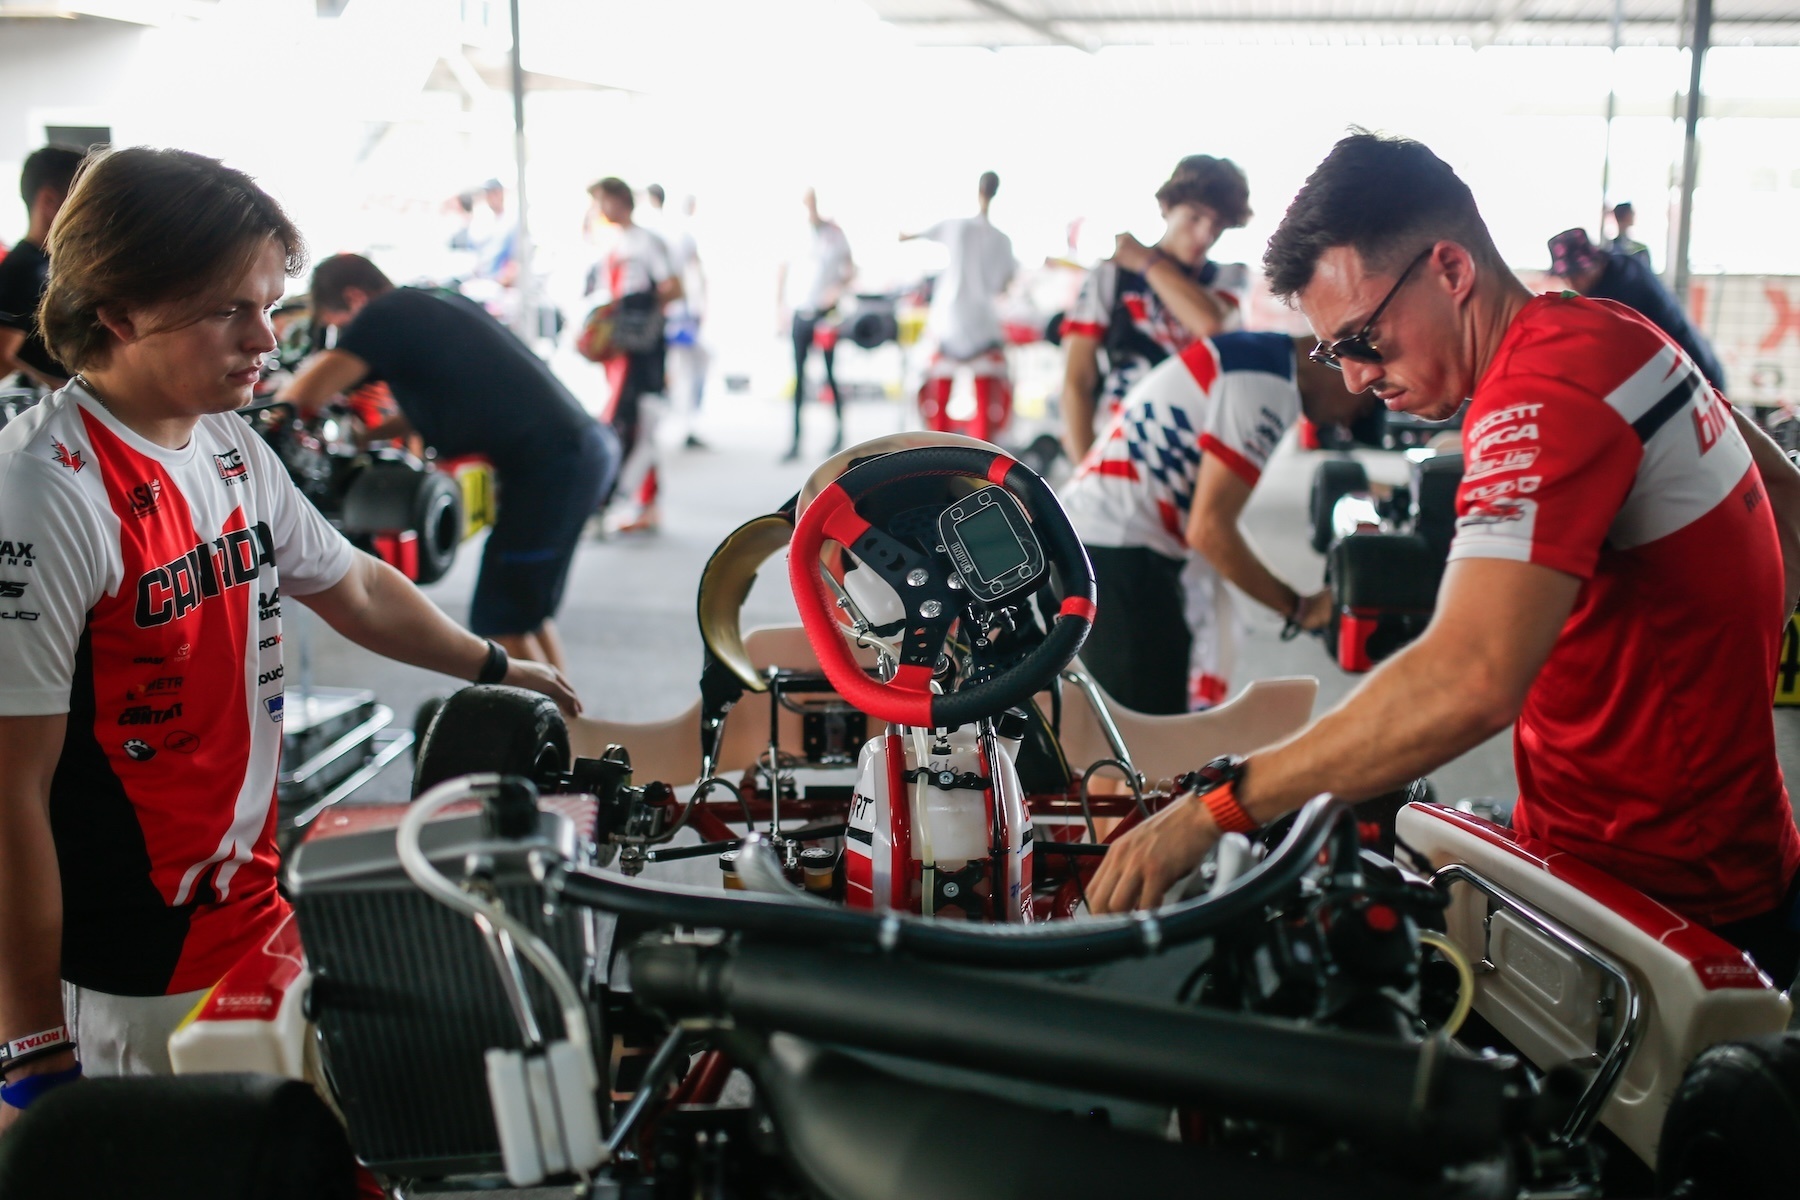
top-left (0, 541), bottom-right (35, 568)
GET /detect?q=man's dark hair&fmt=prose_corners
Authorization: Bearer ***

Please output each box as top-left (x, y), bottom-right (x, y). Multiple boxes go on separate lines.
top-left (589, 176), bottom-right (634, 211)
top-left (40, 147), bottom-right (305, 371)
top-left (1156, 155), bottom-right (1251, 229)
top-left (309, 253), bottom-right (394, 313)
top-left (1612, 201), bottom-right (1634, 218)
top-left (21, 145), bottom-right (85, 208)
top-left (1263, 132), bottom-right (1503, 299)
top-left (978, 170), bottom-right (1000, 201)
top-left (646, 183), bottom-right (665, 207)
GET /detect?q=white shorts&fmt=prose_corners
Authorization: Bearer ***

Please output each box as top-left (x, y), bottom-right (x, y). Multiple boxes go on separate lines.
top-left (63, 983), bottom-right (208, 1078)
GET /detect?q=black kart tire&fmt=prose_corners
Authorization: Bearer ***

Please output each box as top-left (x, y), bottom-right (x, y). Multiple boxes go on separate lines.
top-left (340, 461), bottom-right (464, 585)
top-left (412, 684), bottom-right (570, 796)
top-left (1657, 1032), bottom-right (1800, 1198)
top-left (0, 1073), bottom-right (357, 1200)
top-left (410, 470), bottom-right (463, 585)
top-left (1309, 458), bottom-right (1370, 554)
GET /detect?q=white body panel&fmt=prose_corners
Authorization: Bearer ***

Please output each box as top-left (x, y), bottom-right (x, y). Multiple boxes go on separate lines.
top-left (1397, 802), bottom-right (1791, 1166)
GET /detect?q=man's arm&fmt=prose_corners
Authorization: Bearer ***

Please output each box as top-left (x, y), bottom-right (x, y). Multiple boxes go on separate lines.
top-left (1186, 456), bottom-right (1328, 627)
top-left (1061, 334), bottom-right (1102, 460)
top-left (296, 552), bottom-right (581, 714)
top-left (1113, 235), bottom-right (1228, 338)
top-left (276, 349), bottom-right (370, 418)
top-left (1087, 556), bottom-right (1580, 913)
top-left (0, 715), bottom-right (74, 1134)
top-left (1734, 407), bottom-right (1800, 617)
top-left (0, 328), bottom-right (66, 392)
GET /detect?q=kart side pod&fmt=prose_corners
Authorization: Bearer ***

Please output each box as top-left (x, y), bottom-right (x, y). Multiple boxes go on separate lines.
top-left (1396, 802), bottom-right (1791, 1167)
top-left (845, 725), bottom-right (1033, 921)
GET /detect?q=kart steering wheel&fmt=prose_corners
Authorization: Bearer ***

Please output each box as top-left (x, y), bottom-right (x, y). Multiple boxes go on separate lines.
top-left (789, 444), bottom-right (1096, 729)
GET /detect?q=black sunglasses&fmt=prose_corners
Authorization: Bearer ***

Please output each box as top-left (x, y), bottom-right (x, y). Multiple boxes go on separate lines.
top-left (1308, 247), bottom-right (1433, 371)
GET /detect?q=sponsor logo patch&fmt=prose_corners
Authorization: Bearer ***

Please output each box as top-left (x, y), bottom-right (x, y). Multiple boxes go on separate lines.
top-left (127, 676), bottom-right (182, 699)
top-left (51, 440), bottom-right (84, 473)
top-left (134, 523), bottom-right (274, 628)
top-left (259, 634), bottom-right (282, 650)
top-left (213, 448), bottom-right (248, 485)
top-left (265, 695), bottom-right (284, 724)
top-left (258, 666), bottom-right (284, 686)
top-left (163, 730), bottom-right (201, 754)
top-left (0, 611), bottom-right (38, 621)
top-left (258, 588), bottom-right (281, 621)
top-left (1462, 447), bottom-right (1540, 481)
top-left (127, 479), bottom-right (163, 518)
top-left (133, 655), bottom-right (165, 665)
top-left (0, 581), bottom-right (25, 599)
top-left (118, 702), bottom-right (183, 726)
top-left (121, 739), bottom-right (155, 762)
top-left (0, 541), bottom-right (34, 567)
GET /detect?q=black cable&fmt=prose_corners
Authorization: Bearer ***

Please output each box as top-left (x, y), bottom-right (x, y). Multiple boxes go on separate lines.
top-left (545, 796), bottom-right (1353, 971)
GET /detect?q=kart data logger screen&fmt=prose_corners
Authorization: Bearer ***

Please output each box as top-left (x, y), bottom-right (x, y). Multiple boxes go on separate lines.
top-left (956, 505), bottom-right (1029, 580)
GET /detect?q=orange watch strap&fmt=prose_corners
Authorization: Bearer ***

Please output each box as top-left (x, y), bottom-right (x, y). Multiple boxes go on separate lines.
top-left (1200, 779), bottom-right (1259, 835)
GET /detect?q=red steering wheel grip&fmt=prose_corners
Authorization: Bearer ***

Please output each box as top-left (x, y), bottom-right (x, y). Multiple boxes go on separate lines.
top-left (790, 449), bottom-right (1096, 730)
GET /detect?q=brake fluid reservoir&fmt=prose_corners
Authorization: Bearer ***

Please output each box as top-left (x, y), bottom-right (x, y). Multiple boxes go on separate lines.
top-left (910, 728), bottom-right (991, 867)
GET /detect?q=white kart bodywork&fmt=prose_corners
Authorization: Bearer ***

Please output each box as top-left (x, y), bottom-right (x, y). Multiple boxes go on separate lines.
top-left (1397, 801), bottom-right (1791, 1166)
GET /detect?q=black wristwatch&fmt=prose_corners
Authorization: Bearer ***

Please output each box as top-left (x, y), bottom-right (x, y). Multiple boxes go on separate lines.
top-left (475, 639), bottom-right (509, 685)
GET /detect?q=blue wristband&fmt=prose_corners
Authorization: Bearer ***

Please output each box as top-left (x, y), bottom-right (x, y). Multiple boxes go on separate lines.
top-left (0, 1063), bottom-right (82, 1110)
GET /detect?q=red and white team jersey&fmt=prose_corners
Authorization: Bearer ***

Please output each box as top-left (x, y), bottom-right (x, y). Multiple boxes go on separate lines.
top-left (1060, 258), bottom-right (1248, 424)
top-left (1061, 332), bottom-right (1299, 560)
top-left (0, 384), bottom-right (354, 995)
top-left (1451, 294), bottom-right (1800, 926)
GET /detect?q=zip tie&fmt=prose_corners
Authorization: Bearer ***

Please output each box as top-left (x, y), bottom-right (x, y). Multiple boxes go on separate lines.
top-left (1133, 910), bottom-right (1163, 955)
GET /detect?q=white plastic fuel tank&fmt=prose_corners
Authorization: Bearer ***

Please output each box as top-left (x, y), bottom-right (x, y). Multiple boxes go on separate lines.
top-left (843, 724), bottom-right (1033, 920)
top-left (167, 912), bottom-right (311, 1081)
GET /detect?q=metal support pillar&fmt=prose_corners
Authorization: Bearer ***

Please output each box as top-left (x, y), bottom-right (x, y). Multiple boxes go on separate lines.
top-left (1670, 0), bottom-right (1711, 308)
top-left (508, 0), bottom-right (537, 343)
top-left (1599, 0), bottom-right (1623, 226)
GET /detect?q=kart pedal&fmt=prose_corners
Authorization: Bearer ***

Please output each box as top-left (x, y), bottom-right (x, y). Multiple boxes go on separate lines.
top-left (485, 1040), bottom-right (605, 1185)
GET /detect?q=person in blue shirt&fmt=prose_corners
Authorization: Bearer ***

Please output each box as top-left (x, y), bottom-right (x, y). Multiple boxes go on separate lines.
top-left (1548, 227), bottom-right (1725, 391)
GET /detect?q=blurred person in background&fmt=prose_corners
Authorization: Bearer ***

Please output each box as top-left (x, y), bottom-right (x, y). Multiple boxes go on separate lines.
top-left (1060, 155), bottom-right (1252, 462)
top-left (903, 170), bottom-right (1017, 443)
top-left (280, 254), bottom-right (617, 670)
top-left (1549, 227), bottom-right (1725, 391)
top-left (0, 146), bottom-right (84, 391)
top-left (778, 187), bottom-right (854, 461)
top-left (645, 186), bottom-right (710, 449)
top-left (583, 177), bottom-right (680, 534)
top-left (472, 177), bottom-right (519, 288)
top-left (1062, 332), bottom-right (1373, 713)
top-left (1608, 201), bottom-right (1651, 269)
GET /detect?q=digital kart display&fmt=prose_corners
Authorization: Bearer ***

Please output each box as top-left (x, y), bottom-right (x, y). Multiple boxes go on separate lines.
top-left (938, 487), bottom-right (1046, 601)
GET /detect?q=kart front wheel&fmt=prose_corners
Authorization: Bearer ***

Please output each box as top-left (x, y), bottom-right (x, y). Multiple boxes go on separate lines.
top-left (1657, 1030), bottom-right (1800, 1198)
top-left (412, 684), bottom-right (570, 796)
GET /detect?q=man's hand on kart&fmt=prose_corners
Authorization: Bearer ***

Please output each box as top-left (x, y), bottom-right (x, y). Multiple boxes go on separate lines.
top-left (502, 657), bottom-right (582, 717)
top-left (1295, 588), bottom-right (1334, 633)
top-left (1086, 790), bottom-right (1224, 914)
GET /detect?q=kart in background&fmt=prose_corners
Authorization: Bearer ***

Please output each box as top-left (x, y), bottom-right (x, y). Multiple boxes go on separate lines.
top-left (2, 435), bottom-right (1794, 1200)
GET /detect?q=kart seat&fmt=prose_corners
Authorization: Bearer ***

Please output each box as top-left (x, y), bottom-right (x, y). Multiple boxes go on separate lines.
top-left (1045, 669), bottom-right (1318, 785)
top-left (568, 625), bottom-right (873, 782)
top-left (1397, 801), bottom-right (1793, 1167)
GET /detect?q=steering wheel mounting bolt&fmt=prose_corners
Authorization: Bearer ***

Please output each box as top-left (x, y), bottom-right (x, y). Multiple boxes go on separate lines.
top-left (906, 568), bottom-right (929, 587)
top-left (920, 600), bottom-right (943, 618)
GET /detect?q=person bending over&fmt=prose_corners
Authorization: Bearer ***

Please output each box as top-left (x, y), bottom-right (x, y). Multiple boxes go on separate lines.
top-left (1548, 226), bottom-right (1725, 392)
top-left (0, 145), bottom-right (84, 391)
top-left (281, 254), bottom-right (617, 671)
top-left (0, 148), bottom-right (578, 1130)
top-left (1060, 154), bottom-right (1252, 462)
top-left (1061, 332), bottom-right (1372, 713)
top-left (1090, 135), bottom-right (1800, 994)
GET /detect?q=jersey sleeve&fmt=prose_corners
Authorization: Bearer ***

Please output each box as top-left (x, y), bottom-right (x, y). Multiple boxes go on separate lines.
top-left (1061, 262), bottom-right (1113, 341)
top-left (645, 231), bottom-right (673, 284)
top-left (1199, 370), bottom-right (1298, 486)
top-left (242, 434), bottom-right (356, 597)
top-left (919, 220), bottom-right (949, 245)
top-left (1448, 378), bottom-right (1641, 579)
top-left (0, 455), bottom-right (108, 715)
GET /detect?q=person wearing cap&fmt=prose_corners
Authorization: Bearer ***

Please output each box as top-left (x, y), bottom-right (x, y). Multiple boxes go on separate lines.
top-left (1548, 226), bottom-right (1725, 391)
top-left (1608, 202), bottom-right (1651, 269)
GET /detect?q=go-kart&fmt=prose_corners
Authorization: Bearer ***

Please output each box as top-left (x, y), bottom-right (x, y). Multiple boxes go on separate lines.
top-left (4, 436), bottom-right (1795, 1200)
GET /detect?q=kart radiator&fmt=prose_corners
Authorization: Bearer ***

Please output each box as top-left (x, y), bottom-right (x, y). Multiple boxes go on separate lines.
top-left (287, 802), bottom-right (606, 1179)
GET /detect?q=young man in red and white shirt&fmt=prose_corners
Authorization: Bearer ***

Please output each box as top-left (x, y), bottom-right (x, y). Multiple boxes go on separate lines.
top-left (1090, 136), bottom-right (1800, 991)
top-left (1061, 331), bottom-right (1369, 713)
top-left (0, 148), bottom-right (578, 1128)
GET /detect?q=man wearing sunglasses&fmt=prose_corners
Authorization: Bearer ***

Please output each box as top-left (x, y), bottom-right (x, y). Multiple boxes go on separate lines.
top-left (1090, 134), bottom-right (1800, 987)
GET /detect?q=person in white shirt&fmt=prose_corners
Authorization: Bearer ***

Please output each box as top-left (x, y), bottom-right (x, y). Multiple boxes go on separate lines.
top-left (645, 187), bottom-right (710, 449)
top-left (776, 189), bottom-right (855, 461)
top-left (584, 177), bottom-right (681, 534)
top-left (903, 171), bottom-right (1018, 443)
